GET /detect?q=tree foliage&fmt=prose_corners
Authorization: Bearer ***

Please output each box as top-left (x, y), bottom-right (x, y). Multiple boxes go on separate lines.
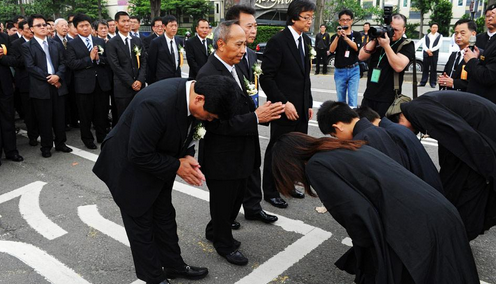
top-left (323, 0), bottom-right (382, 31)
top-left (162, 0), bottom-right (212, 23)
top-left (129, 0), bottom-right (152, 23)
top-left (411, 0), bottom-right (435, 37)
top-left (429, 0), bottom-right (452, 36)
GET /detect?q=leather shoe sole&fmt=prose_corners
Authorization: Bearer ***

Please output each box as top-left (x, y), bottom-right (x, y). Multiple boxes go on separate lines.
top-left (85, 142), bottom-right (97, 150)
top-left (221, 250), bottom-right (248, 266)
top-left (265, 197), bottom-right (288, 208)
top-left (245, 211), bottom-right (278, 223)
top-left (55, 146), bottom-right (73, 153)
top-left (231, 221), bottom-right (240, 230)
top-left (164, 265), bottom-right (208, 280)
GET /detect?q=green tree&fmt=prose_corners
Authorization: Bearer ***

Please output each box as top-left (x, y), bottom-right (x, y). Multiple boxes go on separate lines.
top-left (70, 0), bottom-right (109, 20)
top-left (411, 0), bottom-right (435, 38)
top-left (323, 0), bottom-right (382, 31)
top-left (428, 0), bottom-right (452, 36)
top-left (162, 0), bottom-right (211, 23)
top-left (129, 0), bottom-right (151, 23)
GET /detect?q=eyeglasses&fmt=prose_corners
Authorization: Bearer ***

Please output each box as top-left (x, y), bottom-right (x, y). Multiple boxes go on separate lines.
top-left (33, 23), bottom-right (48, 28)
top-left (299, 15), bottom-right (315, 22)
top-left (339, 18), bottom-right (352, 22)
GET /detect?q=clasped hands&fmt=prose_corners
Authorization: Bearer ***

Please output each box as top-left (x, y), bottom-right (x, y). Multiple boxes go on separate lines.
top-left (255, 101), bottom-right (285, 123)
top-left (177, 155), bottom-right (205, 186)
top-left (438, 72), bottom-right (453, 88)
top-left (46, 74), bottom-right (61, 88)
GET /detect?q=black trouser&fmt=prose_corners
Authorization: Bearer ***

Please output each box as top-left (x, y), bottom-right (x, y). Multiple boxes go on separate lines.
top-left (263, 119), bottom-right (309, 199)
top-left (32, 88), bottom-right (67, 150)
top-left (243, 167), bottom-right (263, 215)
top-left (115, 96), bottom-right (135, 120)
top-left (109, 89), bottom-right (118, 127)
top-left (206, 178), bottom-right (247, 255)
top-left (0, 94), bottom-right (18, 157)
top-left (20, 91), bottom-right (39, 141)
top-left (420, 52), bottom-right (438, 86)
top-left (76, 84), bottom-right (109, 145)
top-left (315, 48), bottom-right (328, 74)
top-left (361, 97), bottom-right (392, 118)
top-left (65, 83), bottom-right (79, 127)
top-left (13, 88), bottom-right (24, 119)
top-left (120, 179), bottom-right (186, 284)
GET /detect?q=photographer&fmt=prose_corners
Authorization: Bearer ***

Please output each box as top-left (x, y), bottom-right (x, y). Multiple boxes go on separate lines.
top-left (358, 13), bottom-right (414, 117)
top-left (329, 10), bottom-right (362, 108)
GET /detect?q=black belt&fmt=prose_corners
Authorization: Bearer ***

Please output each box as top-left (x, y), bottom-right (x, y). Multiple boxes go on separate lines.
top-left (336, 62), bottom-right (359, 69)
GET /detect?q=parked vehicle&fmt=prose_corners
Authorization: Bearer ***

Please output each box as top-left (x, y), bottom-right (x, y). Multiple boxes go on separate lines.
top-left (406, 38), bottom-right (457, 72)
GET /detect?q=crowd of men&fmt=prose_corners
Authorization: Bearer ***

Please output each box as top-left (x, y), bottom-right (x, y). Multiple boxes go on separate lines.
top-left (1, 1), bottom-right (496, 283)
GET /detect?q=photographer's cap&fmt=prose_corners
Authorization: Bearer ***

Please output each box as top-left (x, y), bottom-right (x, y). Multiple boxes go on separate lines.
top-left (486, 3), bottom-right (496, 13)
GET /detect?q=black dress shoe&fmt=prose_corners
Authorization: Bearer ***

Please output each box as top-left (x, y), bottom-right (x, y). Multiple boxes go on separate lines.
top-left (65, 125), bottom-right (72, 131)
top-left (55, 145), bottom-right (73, 153)
top-left (290, 189), bottom-right (305, 199)
top-left (165, 264), bottom-right (208, 280)
top-left (41, 149), bottom-right (52, 158)
top-left (245, 210), bottom-right (278, 223)
top-left (29, 139), bottom-right (38, 146)
top-left (430, 84), bottom-right (436, 88)
top-left (265, 197), bottom-right (288, 208)
top-left (231, 221), bottom-right (240, 230)
top-left (221, 250), bottom-right (248, 266)
top-left (85, 142), bottom-right (97, 149)
top-left (6, 154), bottom-right (24, 162)
top-left (206, 236), bottom-right (240, 249)
top-left (418, 83), bottom-right (426, 87)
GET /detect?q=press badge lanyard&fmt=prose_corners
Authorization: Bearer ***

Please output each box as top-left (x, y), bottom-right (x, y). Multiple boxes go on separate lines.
top-left (371, 39), bottom-right (401, 83)
top-left (344, 32), bottom-right (355, 58)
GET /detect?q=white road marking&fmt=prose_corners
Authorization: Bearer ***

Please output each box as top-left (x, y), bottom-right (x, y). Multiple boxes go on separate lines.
top-left (341, 237), bottom-right (353, 247)
top-left (0, 240), bottom-right (91, 284)
top-left (78, 205), bottom-right (130, 247)
top-left (0, 181), bottom-right (68, 240)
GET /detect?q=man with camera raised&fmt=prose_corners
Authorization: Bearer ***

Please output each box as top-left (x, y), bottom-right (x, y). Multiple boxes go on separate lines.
top-left (358, 12), bottom-right (414, 117)
top-left (329, 9), bottom-right (362, 108)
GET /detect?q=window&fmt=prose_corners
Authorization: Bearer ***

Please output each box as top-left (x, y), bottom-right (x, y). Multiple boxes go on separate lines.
top-left (403, 0), bottom-right (408, 7)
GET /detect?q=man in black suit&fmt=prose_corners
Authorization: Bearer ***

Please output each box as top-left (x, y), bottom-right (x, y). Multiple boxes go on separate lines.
top-left (463, 5), bottom-right (496, 103)
top-left (196, 21), bottom-right (284, 266)
top-left (476, 4), bottom-right (496, 50)
top-left (22, 14), bottom-right (72, 158)
top-left (315, 24), bottom-right (330, 75)
top-left (11, 20), bottom-right (39, 147)
top-left (106, 11), bottom-right (147, 119)
top-left (438, 19), bottom-right (475, 92)
top-left (107, 19), bottom-right (117, 39)
top-left (185, 19), bottom-right (212, 79)
top-left (225, 5), bottom-right (278, 225)
top-left (130, 16), bottom-right (146, 39)
top-left (260, 0), bottom-right (315, 208)
top-left (147, 15), bottom-right (184, 84)
top-left (8, 15), bottom-right (24, 42)
top-left (143, 17), bottom-right (164, 51)
top-left (66, 14), bottom-right (112, 150)
top-left (93, 76), bottom-right (237, 284)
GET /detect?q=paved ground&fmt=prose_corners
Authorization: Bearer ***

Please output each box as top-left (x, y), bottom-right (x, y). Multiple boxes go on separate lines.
top-left (0, 65), bottom-right (494, 284)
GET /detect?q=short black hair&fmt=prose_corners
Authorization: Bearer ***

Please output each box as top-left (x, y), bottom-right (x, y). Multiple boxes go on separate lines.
top-left (286, 0), bottom-right (316, 26)
top-left (93, 20), bottom-right (108, 30)
top-left (454, 19), bottom-right (477, 32)
top-left (317, 101), bottom-right (358, 134)
top-left (151, 17), bottom-right (162, 27)
top-left (338, 9), bottom-right (354, 20)
top-left (195, 75), bottom-right (242, 120)
top-left (18, 20), bottom-right (28, 30)
top-left (364, 22), bottom-right (371, 26)
top-left (162, 15), bottom-right (177, 26)
top-left (320, 24), bottom-right (326, 28)
top-left (13, 15), bottom-right (25, 23)
top-left (430, 22), bottom-right (438, 27)
top-left (6, 22), bottom-right (15, 30)
top-left (355, 106), bottom-right (380, 123)
top-left (225, 5), bottom-right (256, 21)
top-left (28, 14), bottom-right (46, 28)
top-left (114, 11), bottom-right (129, 22)
top-left (130, 16), bottom-right (140, 21)
top-left (196, 18), bottom-right (209, 27)
top-left (485, 3), bottom-right (496, 13)
top-left (73, 13), bottom-right (92, 28)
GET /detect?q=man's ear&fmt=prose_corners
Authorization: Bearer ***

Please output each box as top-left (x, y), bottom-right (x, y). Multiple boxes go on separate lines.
top-left (332, 123), bottom-right (342, 132)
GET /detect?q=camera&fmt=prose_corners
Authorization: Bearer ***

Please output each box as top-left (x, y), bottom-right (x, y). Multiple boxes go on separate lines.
top-left (369, 5), bottom-right (394, 39)
top-left (337, 25), bottom-right (349, 31)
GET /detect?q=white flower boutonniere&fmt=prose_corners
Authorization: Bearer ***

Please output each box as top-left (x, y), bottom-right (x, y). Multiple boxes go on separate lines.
top-left (252, 63), bottom-right (262, 77)
top-left (208, 44), bottom-right (215, 55)
top-left (178, 44), bottom-right (185, 54)
top-left (244, 77), bottom-right (258, 96)
top-left (193, 123), bottom-right (206, 140)
top-left (97, 45), bottom-right (104, 55)
top-left (133, 45), bottom-right (141, 56)
top-left (308, 44), bottom-right (317, 60)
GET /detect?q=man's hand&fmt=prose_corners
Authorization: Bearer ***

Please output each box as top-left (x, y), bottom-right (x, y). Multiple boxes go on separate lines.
top-left (438, 73), bottom-right (453, 88)
top-left (177, 155), bottom-right (205, 186)
top-left (426, 50), bottom-right (433, 56)
top-left (90, 47), bottom-right (98, 61)
top-left (283, 101), bottom-right (299, 121)
top-left (132, 80), bottom-right (142, 91)
top-left (0, 47), bottom-right (3, 59)
top-left (463, 46), bottom-right (479, 62)
top-left (46, 74), bottom-right (60, 85)
top-left (255, 101), bottom-right (285, 123)
top-left (308, 108), bottom-right (314, 120)
top-left (376, 33), bottom-right (391, 48)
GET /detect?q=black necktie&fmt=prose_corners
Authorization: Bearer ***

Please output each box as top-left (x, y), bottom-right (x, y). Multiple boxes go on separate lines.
top-left (202, 39), bottom-right (207, 56)
top-left (298, 36), bottom-right (305, 68)
top-left (240, 53), bottom-right (249, 78)
top-left (125, 38), bottom-right (131, 58)
top-left (450, 51), bottom-right (461, 77)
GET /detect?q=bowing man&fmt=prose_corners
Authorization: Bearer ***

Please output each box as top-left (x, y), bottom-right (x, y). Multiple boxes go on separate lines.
top-left (93, 76), bottom-right (238, 284)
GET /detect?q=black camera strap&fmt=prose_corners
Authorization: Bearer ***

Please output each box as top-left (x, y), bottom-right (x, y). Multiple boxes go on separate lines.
top-left (393, 39), bottom-right (417, 99)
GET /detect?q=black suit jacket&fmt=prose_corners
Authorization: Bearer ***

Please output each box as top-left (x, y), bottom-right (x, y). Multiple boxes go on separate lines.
top-left (0, 33), bottom-right (15, 97)
top-left (466, 36), bottom-right (496, 103)
top-left (476, 33), bottom-right (490, 50)
top-left (9, 33), bottom-right (20, 43)
top-left (66, 36), bottom-right (111, 93)
top-left (10, 37), bottom-right (29, 93)
top-left (441, 51), bottom-right (469, 92)
top-left (53, 34), bottom-right (74, 86)
top-left (93, 78), bottom-right (196, 217)
top-left (142, 33), bottom-right (158, 51)
top-left (106, 34), bottom-right (147, 98)
top-left (237, 47), bottom-right (257, 82)
top-left (260, 27), bottom-right (313, 125)
top-left (185, 35), bottom-right (213, 79)
top-left (22, 37), bottom-right (68, 98)
top-left (196, 55), bottom-right (260, 180)
top-left (146, 35), bottom-right (184, 84)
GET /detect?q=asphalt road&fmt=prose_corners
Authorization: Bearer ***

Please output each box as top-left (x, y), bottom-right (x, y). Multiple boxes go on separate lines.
top-left (0, 65), bottom-right (494, 284)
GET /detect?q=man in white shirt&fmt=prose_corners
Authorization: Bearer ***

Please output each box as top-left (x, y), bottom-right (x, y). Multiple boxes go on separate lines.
top-left (419, 23), bottom-right (443, 87)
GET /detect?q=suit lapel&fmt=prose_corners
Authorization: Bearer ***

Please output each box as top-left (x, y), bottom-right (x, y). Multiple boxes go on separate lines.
top-left (48, 38), bottom-right (58, 71)
top-left (32, 40), bottom-right (47, 71)
top-left (284, 28), bottom-right (304, 74)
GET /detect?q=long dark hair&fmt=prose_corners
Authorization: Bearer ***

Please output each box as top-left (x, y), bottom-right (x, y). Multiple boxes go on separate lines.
top-left (272, 132), bottom-right (364, 197)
